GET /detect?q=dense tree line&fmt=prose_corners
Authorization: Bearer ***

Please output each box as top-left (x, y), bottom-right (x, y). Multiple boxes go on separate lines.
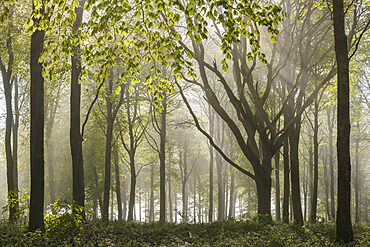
top-left (0, 0), bottom-right (369, 243)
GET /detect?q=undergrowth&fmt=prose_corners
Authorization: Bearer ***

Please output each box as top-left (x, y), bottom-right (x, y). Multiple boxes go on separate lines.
top-left (0, 215), bottom-right (368, 246)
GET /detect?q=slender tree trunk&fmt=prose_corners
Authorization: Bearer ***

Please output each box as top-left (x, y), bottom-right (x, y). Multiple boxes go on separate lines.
top-left (102, 97), bottom-right (113, 220)
top-left (327, 109), bottom-right (336, 220)
top-left (310, 97), bottom-right (319, 222)
top-left (12, 77), bottom-right (19, 218)
top-left (149, 164), bottom-right (154, 222)
top-left (354, 121), bottom-right (360, 223)
top-left (0, 5), bottom-right (16, 222)
top-left (159, 94), bottom-right (167, 222)
top-left (127, 152), bottom-right (136, 221)
top-left (168, 161), bottom-right (173, 223)
top-left (122, 178), bottom-right (127, 221)
top-left (114, 146), bottom-right (122, 221)
top-left (228, 166), bottom-right (236, 218)
top-left (29, 1), bottom-right (45, 231)
top-left (333, 0), bottom-right (353, 241)
top-left (275, 151), bottom-right (281, 221)
top-left (323, 146), bottom-right (330, 220)
top-left (45, 87), bottom-right (60, 215)
top-left (282, 130), bottom-right (290, 223)
top-left (70, 0), bottom-right (86, 219)
top-left (308, 129), bottom-right (313, 218)
top-left (208, 115), bottom-right (214, 222)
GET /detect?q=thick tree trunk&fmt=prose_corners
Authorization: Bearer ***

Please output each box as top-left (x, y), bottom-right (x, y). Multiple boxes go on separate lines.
top-left (333, 0), bottom-right (353, 242)
top-left (159, 95), bottom-right (167, 222)
top-left (289, 125), bottom-right (304, 225)
top-left (29, 2), bottom-right (45, 231)
top-left (70, 0), bottom-right (86, 220)
top-left (255, 157), bottom-right (272, 216)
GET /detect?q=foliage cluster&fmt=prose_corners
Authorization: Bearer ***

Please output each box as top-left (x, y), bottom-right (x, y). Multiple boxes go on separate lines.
top-left (0, 216), bottom-right (369, 246)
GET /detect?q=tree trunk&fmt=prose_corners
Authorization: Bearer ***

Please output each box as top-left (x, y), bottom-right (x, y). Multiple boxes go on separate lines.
top-left (282, 133), bottom-right (290, 223)
top-left (12, 77), bottom-right (19, 218)
top-left (70, 0), bottom-right (86, 219)
top-left (208, 118), bottom-right (214, 222)
top-left (127, 152), bottom-right (136, 221)
top-left (149, 164), bottom-right (154, 221)
top-left (122, 178), bottom-right (127, 221)
top-left (310, 97), bottom-right (319, 223)
top-left (114, 146), bottom-right (122, 221)
top-left (228, 166), bottom-right (236, 218)
top-left (255, 157), bottom-right (272, 216)
top-left (29, 1), bottom-right (45, 231)
top-left (275, 151), bottom-right (281, 221)
top-left (354, 121), bottom-right (360, 223)
top-left (327, 108), bottom-right (336, 220)
top-left (323, 146), bottom-right (330, 220)
top-left (0, 5), bottom-right (17, 222)
top-left (289, 125), bottom-right (304, 225)
top-left (102, 99), bottom-right (113, 220)
top-left (168, 161), bottom-right (173, 223)
top-left (333, 0), bottom-right (353, 241)
top-left (159, 94), bottom-right (167, 222)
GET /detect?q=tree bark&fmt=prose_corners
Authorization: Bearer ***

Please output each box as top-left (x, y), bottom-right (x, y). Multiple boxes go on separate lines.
top-left (149, 164), bottom-right (154, 221)
top-left (327, 108), bottom-right (336, 220)
top-left (289, 124), bottom-right (304, 225)
top-left (102, 82), bottom-right (114, 221)
top-left (0, 4), bottom-right (17, 222)
top-left (70, 0), bottom-right (86, 219)
top-left (354, 121), bottom-right (360, 223)
top-left (29, 1), bottom-right (45, 232)
top-left (333, 0), bottom-right (353, 242)
top-left (159, 94), bottom-right (167, 222)
top-left (275, 151), bottom-right (281, 221)
top-left (310, 97), bottom-right (319, 223)
top-left (127, 152), bottom-right (136, 221)
top-left (282, 126), bottom-right (290, 223)
top-left (208, 105), bottom-right (214, 222)
top-left (114, 146), bottom-right (122, 221)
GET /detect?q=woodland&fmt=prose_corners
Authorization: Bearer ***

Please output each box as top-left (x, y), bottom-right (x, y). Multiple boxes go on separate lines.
top-left (0, 0), bottom-right (369, 246)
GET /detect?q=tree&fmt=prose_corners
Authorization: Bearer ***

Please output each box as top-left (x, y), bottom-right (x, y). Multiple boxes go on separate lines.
top-left (29, 0), bottom-right (46, 232)
top-left (333, 0), bottom-right (353, 242)
top-left (0, 3), bottom-right (17, 222)
top-left (70, 0), bottom-right (86, 219)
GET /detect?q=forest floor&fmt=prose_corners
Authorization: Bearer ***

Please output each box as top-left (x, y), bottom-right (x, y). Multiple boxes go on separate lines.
top-left (0, 216), bottom-right (369, 246)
